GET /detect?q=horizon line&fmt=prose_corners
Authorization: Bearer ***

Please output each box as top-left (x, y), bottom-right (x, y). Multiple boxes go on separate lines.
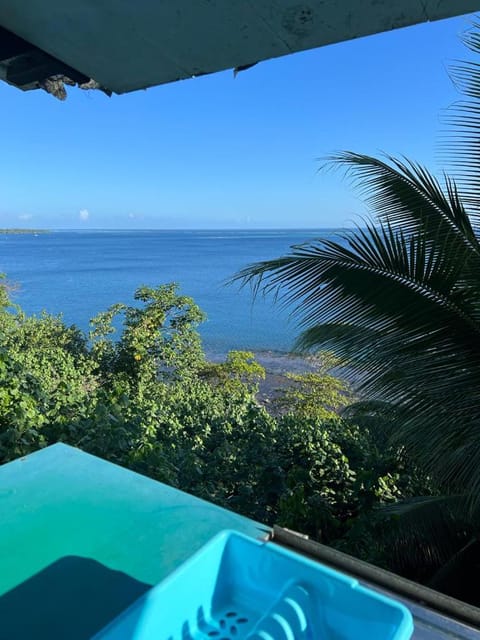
top-left (2, 226), bottom-right (351, 232)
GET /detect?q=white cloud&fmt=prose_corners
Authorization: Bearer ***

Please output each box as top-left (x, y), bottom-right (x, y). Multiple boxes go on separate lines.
top-left (79, 209), bottom-right (90, 222)
top-left (18, 213), bottom-right (33, 221)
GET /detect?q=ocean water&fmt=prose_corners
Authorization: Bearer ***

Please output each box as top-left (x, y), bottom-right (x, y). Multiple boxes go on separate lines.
top-left (0, 229), bottom-right (336, 356)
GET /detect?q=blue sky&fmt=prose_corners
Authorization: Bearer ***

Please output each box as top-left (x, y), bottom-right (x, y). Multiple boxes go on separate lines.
top-left (0, 14), bottom-right (475, 230)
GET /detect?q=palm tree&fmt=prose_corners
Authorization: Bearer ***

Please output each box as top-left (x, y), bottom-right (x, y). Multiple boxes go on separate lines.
top-left (238, 152), bottom-right (480, 499)
top-left (236, 21), bottom-right (480, 599)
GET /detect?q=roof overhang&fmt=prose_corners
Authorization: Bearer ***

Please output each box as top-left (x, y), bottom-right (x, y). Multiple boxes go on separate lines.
top-left (0, 1), bottom-right (477, 98)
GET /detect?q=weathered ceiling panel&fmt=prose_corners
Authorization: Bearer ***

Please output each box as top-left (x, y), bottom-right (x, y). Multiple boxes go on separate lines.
top-left (0, 0), bottom-right (477, 94)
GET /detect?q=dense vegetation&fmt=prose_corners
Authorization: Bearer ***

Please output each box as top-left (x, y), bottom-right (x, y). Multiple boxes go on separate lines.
top-left (0, 279), bottom-right (435, 584)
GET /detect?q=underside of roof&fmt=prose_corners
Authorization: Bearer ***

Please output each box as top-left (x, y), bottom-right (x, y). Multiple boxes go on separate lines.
top-left (0, 1), bottom-right (477, 99)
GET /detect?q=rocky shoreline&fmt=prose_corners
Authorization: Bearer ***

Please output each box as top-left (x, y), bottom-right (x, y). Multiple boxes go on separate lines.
top-left (206, 349), bottom-right (324, 408)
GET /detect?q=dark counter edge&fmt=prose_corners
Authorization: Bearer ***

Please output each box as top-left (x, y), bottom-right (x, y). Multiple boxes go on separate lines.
top-left (271, 524), bottom-right (480, 630)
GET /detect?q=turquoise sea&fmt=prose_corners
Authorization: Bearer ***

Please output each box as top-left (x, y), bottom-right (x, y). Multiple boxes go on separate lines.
top-left (0, 229), bottom-right (336, 357)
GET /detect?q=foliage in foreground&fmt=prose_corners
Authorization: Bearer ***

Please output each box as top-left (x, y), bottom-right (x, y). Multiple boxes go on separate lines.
top-left (0, 280), bottom-right (431, 578)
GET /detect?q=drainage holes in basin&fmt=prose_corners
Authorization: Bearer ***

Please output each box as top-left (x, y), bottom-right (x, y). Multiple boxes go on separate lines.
top-left (208, 612), bottom-right (249, 640)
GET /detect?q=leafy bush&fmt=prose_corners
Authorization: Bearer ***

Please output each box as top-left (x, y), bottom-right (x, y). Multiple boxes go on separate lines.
top-left (0, 277), bottom-right (433, 588)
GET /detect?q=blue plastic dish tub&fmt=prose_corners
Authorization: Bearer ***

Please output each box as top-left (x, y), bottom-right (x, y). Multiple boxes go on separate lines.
top-left (95, 530), bottom-right (414, 640)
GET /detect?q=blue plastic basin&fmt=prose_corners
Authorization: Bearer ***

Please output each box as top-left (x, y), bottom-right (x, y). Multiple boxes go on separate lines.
top-left (95, 530), bottom-right (414, 640)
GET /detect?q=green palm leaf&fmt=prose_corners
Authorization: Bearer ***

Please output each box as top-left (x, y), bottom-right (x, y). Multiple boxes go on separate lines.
top-left (443, 20), bottom-right (480, 222)
top-left (327, 153), bottom-right (478, 248)
top-left (379, 496), bottom-right (476, 588)
top-left (235, 154), bottom-right (480, 507)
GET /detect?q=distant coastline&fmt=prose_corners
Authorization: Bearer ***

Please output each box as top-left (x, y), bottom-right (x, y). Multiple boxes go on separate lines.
top-left (0, 229), bottom-right (49, 234)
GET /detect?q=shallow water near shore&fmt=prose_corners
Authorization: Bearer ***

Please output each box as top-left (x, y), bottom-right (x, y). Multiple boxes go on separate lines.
top-left (0, 228), bottom-right (338, 357)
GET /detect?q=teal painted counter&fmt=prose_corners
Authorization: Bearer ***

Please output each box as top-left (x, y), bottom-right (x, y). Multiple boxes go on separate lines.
top-left (0, 444), bottom-right (268, 639)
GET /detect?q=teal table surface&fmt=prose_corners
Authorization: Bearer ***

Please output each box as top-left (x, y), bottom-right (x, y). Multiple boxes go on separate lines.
top-left (0, 443), bottom-right (268, 639)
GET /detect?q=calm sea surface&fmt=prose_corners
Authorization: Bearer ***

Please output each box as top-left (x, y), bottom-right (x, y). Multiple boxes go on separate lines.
top-left (0, 229), bottom-right (337, 356)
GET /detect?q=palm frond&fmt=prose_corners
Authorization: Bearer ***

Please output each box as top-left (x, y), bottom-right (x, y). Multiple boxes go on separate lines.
top-left (442, 20), bottom-right (480, 222)
top-left (449, 20), bottom-right (480, 98)
top-left (378, 496), bottom-right (475, 585)
top-left (235, 153), bottom-right (480, 506)
top-left (237, 221), bottom-right (480, 335)
top-left (326, 152), bottom-right (479, 249)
